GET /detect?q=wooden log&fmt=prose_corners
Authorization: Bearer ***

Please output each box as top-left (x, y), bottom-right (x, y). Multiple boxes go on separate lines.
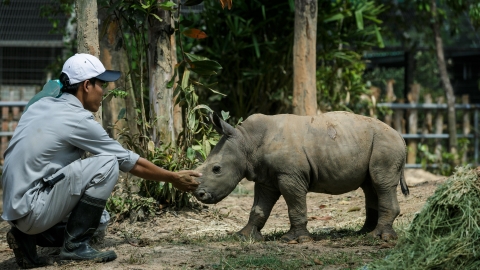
top-left (462, 95), bottom-right (470, 163)
top-left (393, 98), bottom-right (405, 134)
top-left (434, 96), bottom-right (445, 162)
top-left (423, 93), bottom-right (433, 135)
top-left (1, 107), bottom-right (8, 120)
top-left (383, 79), bottom-right (396, 127)
top-left (407, 84), bottom-right (420, 164)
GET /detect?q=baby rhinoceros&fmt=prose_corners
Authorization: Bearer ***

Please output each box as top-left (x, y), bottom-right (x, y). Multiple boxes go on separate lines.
top-left (193, 112), bottom-right (409, 243)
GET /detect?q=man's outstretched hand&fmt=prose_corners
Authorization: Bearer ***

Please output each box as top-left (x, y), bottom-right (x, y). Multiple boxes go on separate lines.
top-left (172, 170), bottom-right (201, 192)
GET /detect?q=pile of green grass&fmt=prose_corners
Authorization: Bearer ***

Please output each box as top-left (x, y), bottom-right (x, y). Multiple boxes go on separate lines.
top-left (365, 166), bottom-right (480, 269)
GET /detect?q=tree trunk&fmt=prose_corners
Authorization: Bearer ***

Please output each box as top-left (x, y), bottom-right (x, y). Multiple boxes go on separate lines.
top-left (148, 9), bottom-right (175, 146)
top-left (75, 0), bottom-right (101, 122)
top-left (98, 8), bottom-right (139, 139)
top-left (292, 0), bottom-right (317, 116)
top-left (431, 0), bottom-right (458, 164)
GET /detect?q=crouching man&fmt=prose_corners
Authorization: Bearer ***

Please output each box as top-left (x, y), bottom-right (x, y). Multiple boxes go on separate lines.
top-left (2, 53), bottom-right (201, 268)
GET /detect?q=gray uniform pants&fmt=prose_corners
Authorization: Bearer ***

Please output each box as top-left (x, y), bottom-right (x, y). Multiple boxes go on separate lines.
top-left (14, 154), bottom-right (119, 235)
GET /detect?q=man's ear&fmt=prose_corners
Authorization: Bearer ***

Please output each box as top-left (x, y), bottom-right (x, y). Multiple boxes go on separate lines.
top-left (209, 113), bottom-right (237, 137)
top-left (82, 80), bottom-right (90, 92)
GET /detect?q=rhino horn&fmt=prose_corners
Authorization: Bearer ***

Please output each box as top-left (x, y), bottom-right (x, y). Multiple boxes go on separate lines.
top-left (210, 113), bottom-right (236, 137)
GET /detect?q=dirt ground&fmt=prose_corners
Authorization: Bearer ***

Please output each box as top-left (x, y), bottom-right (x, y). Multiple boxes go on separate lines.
top-left (0, 169), bottom-right (447, 270)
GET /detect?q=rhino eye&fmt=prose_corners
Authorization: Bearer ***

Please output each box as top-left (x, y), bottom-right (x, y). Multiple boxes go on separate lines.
top-left (212, 165), bottom-right (221, 174)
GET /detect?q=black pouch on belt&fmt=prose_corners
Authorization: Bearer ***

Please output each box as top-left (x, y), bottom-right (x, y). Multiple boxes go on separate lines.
top-left (44, 173), bottom-right (65, 188)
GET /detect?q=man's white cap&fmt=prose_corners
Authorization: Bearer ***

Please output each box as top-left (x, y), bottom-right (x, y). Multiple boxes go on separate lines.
top-left (61, 53), bottom-right (121, 84)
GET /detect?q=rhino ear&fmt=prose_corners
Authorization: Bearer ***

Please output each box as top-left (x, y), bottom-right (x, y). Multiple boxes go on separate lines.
top-left (210, 113), bottom-right (236, 137)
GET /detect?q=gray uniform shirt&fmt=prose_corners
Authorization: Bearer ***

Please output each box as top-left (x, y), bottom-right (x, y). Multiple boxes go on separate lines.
top-left (1, 93), bottom-right (139, 221)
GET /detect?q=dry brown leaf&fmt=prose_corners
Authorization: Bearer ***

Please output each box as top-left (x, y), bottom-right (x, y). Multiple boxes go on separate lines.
top-left (379, 242), bottom-right (396, 249)
top-left (319, 204), bottom-right (327, 209)
top-left (219, 0), bottom-right (232, 9)
top-left (308, 216), bottom-right (332, 221)
top-left (314, 258), bottom-right (323, 265)
top-left (347, 206), bottom-right (361, 212)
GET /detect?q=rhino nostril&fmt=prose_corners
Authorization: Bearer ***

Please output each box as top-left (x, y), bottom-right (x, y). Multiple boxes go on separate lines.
top-left (197, 190), bottom-right (206, 198)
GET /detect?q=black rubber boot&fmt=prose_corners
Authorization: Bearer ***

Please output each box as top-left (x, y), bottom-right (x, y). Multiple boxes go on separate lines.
top-left (6, 227), bottom-right (52, 269)
top-left (59, 194), bottom-right (117, 262)
top-left (36, 222), bottom-right (66, 248)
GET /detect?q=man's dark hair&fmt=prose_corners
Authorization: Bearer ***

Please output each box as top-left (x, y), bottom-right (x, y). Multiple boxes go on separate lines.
top-left (59, 73), bottom-right (98, 95)
top-left (59, 72), bottom-right (80, 95)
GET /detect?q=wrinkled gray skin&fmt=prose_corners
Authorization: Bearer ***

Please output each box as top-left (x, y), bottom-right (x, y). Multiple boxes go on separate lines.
top-left (194, 112), bottom-right (409, 243)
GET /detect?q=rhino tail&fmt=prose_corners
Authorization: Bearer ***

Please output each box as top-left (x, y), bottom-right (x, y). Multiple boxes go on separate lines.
top-left (400, 169), bottom-right (409, 196)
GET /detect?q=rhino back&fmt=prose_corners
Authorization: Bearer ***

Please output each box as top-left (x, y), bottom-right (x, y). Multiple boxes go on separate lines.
top-left (240, 112), bottom-right (404, 194)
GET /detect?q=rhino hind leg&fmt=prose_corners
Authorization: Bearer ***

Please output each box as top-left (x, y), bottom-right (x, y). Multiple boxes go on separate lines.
top-left (368, 172), bottom-right (402, 241)
top-left (237, 183), bottom-right (281, 242)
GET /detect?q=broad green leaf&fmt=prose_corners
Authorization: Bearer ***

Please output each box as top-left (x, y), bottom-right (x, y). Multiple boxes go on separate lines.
top-left (187, 147), bottom-right (195, 161)
top-left (324, 13), bottom-right (344, 23)
top-left (221, 110), bottom-right (230, 120)
top-left (355, 10), bottom-right (364, 30)
top-left (208, 139), bottom-right (218, 145)
top-left (117, 108), bottom-right (126, 120)
top-left (190, 68), bottom-right (217, 76)
top-left (184, 53), bottom-right (208, 62)
top-left (158, 1), bottom-right (176, 11)
top-left (182, 28), bottom-right (208, 39)
top-left (190, 60), bottom-right (222, 71)
top-left (192, 145), bottom-right (202, 151)
top-left (181, 69), bottom-right (190, 89)
top-left (148, 140), bottom-right (155, 154)
top-left (184, 0), bottom-right (203, 6)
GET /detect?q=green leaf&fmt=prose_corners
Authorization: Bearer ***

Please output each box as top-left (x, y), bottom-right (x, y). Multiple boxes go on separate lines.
top-left (324, 13), bottom-right (344, 23)
top-left (187, 147), bottom-right (195, 161)
top-left (181, 69), bottom-right (190, 89)
top-left (221, 110), bottom-right (230, 120)
top-left (252, 35), bottom-right (260, 58)
top-left (355, 10), bottom-right (364, 30)
top-left (117, 108), bottom-right (126, 120)
top-left (374, 25), bottom-right (384, 48)
top-left (188, 112), bottom-right (196, 130)
top-left (190, 60), bottom-right (223, 71)
top-left (167, 68), bottom-right (178, 88)
top-left (158, 1), bottom-right (176, 11)
top-left (184, 0), bottom-right (203, 6)
top-left (151, 13), bottom-right (163, 22)
top-left (191, 104), bottom-right (214, 114)
top-left (184, 52), bottom-right (208, 62)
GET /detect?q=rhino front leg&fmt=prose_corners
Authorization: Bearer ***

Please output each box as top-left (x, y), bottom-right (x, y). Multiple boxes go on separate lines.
top-left (279, 178), bottom-right (311, 243)
top-left (358, 179), bottom-right (379, 234)
top-left (237, 183), bottom-right (280, 241)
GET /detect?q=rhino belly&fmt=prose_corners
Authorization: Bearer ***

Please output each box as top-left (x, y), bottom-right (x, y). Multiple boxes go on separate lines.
top-left (307, 146), bottom-right (370, 195)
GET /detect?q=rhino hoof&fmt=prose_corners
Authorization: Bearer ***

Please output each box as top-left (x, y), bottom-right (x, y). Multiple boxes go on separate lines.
top-left (281, 234), bottom-right (312, 243)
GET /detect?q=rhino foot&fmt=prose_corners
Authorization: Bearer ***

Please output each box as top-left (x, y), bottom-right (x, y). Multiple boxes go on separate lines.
top-left (280, 229), bottom-right (312, 243)
top-left (236, 225), bottom-right (264, 242)
top-left (368, 225), bottom-right (397, 241)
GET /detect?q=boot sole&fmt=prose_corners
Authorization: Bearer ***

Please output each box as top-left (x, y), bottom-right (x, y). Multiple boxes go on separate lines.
top-left (59, 250), bottom-right (117, 262)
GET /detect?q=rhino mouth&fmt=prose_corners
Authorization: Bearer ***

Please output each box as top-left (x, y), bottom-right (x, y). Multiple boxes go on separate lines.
top-left (194, 189), bottom-right (218, 204)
